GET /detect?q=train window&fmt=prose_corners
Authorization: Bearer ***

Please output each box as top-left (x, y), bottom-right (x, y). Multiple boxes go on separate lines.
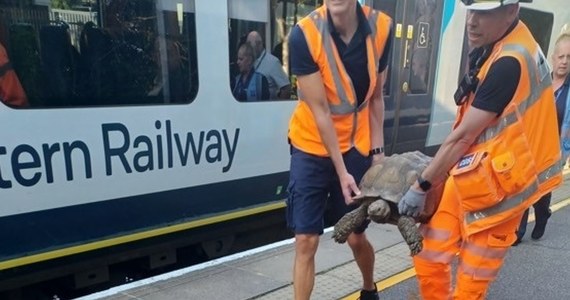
top-left (228, 0), bottom-right (304, 102)
top-left (519, 7), bottom-right (553, 55)
top-left (0, 0), bottom-right (198, 108)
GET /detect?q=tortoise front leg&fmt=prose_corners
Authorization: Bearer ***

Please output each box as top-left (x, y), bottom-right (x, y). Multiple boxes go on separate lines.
top-left (397, 216), bottom-right (423, 256)
top-left (332, 206), bottom-right (367, 243)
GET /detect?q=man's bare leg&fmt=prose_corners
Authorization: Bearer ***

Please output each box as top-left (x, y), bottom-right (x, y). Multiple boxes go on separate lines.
top-left (347, 232), bottom-right (376, 290)
top-left (293, 233), bottom-right (319, 300)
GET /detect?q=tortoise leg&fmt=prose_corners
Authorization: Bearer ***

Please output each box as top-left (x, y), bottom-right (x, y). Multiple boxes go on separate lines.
top-left (397, 216), bottom-right (423, 256)
top-left (332, 207), bottom-right (367, 244)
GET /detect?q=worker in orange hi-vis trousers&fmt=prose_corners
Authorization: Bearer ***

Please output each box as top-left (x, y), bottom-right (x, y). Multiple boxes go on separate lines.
top-left (397, 0), bottom-right (563, 299)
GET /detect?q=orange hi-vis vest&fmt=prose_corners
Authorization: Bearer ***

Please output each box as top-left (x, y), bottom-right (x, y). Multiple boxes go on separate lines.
top-left (0, 43), bottom-right (28, 108)
top-left (451, 21), bottom-right (563, 236)
top-left (288, 5), bottom-right (392, 156)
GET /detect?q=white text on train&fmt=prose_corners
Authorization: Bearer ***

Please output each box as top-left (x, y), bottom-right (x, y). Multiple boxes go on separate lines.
top-left (102, 120), bottom-right (240, 175)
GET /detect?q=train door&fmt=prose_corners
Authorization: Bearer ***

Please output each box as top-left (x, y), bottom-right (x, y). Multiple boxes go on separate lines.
top-left (369, 0), bottom-right (443, 154)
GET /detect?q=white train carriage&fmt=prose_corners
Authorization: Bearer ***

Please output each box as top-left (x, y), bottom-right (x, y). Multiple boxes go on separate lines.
top-left (0, 0), bottom-right (567, 294)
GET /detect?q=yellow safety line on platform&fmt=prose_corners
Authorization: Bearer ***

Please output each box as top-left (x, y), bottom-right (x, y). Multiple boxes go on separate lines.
top-left (342, 170), bottom-right (570, 300)
top-left (342, 268), bottom-right (418, 300)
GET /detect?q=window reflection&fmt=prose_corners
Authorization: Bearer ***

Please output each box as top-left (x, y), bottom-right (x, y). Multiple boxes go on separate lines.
top-left (0, 0), bottom-right (197, 108)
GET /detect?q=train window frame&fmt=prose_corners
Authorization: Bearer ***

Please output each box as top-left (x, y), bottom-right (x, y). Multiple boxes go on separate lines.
top-left (0, 0), bottom-right (199, 109)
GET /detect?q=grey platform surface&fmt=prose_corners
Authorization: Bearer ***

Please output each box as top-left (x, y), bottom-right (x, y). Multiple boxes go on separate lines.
top-left (84, 172), bottom-right (570, 300)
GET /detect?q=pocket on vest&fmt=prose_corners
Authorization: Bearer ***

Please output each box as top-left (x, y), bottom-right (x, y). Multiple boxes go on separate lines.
top-left (450, 152), bottom-right (505, 212)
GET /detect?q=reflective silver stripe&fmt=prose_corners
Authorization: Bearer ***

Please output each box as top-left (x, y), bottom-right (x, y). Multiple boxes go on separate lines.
top-left (538, 159), bottom-right (564, 182)
top-left (475, 44), bottom-right (552, 145)
top-left (466, 160), bottom-right (562, 224)
top-left (475, 109), bottom-right (518, 144)
top-left (420, 225), bottom-right (451, 241)
top-left (416, 249), bottom-right (456, 263)
top-left (309, 12), bottom-right (356, 115)
top-left (463, 242), bottom-right (508, 259)
top-left (459, 261), bottom-right (499, 279)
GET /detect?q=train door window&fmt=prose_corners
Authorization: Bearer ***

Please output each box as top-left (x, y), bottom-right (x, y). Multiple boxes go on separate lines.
top-left (0, 0), bottom-right (198, 108)
top-left (408, 0), bottom-right (437, 94)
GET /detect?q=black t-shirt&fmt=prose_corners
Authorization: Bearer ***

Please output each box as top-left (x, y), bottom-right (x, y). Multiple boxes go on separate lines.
top-left (471, 56), bottom-right (521, 115)
top-left (289, 5), bottom-right (393, 105)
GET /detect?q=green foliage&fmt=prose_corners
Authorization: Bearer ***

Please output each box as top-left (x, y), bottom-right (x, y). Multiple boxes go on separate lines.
top-left (51, 0), bottom-right (81, 10)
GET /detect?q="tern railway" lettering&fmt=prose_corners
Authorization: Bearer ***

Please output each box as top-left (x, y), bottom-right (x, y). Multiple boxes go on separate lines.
top-left (0, 120), bottom-right (240, 189)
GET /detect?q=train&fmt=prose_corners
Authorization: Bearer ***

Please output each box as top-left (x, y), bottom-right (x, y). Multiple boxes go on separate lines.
top-left (0, 0), bottom-right (568, 297)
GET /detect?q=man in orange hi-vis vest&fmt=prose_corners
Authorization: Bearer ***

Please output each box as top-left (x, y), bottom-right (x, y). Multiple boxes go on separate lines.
top-left (398, 0), bottom-right (563, 299)
top-left (286, 0), bottom-right (393, 299)
top-left (0, 42), bottom-right (28, 108)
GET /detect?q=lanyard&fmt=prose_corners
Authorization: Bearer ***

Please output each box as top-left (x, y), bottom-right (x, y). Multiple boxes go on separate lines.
top-left (254, 50), bottom-right (266, 71)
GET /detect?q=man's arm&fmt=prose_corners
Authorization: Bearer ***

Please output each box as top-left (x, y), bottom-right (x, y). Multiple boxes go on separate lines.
top-left (398, 106), bottom-right (498, 217)
top-left (296, 71), bottom-right (360, 203)
top-left (418, 57), bottom-right (521, 187)
top-left (416, 106), bottom-right (497, 189)
top-left (369, 70), bottom-right (386, 164)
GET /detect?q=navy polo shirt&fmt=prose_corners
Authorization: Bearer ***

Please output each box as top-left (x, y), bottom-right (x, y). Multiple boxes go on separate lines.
top-left (289, 3), bottom-right (393, 105)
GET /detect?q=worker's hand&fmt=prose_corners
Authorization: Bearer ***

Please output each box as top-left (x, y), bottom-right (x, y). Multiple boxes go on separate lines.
top-left (339, 172), bottom-right (360, 205)
top-left (398, 187), bottom-right (426, 218)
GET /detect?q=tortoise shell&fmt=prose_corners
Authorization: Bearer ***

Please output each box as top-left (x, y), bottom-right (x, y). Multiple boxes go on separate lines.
top-left (356, 151), bottom-right (431, 203)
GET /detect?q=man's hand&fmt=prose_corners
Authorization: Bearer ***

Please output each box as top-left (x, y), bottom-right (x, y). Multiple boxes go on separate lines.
top-left (398, 187), bottom-right (426, 217)
top-left (339, 172), bottom-right (360, 205)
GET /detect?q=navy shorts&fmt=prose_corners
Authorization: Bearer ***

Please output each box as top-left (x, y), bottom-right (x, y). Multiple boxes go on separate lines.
top-left (286, 146), bottom-right (372, 235)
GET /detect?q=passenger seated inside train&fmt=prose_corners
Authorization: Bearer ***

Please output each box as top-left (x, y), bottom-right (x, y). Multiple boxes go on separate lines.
top-left (231, 43), bottom-right (270, 102)
top-left (246, 31), bottom-right (291, 99)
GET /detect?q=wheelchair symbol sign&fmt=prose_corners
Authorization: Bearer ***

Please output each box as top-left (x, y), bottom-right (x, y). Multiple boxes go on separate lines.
top-left (417, 22), bottom-right (429, 48)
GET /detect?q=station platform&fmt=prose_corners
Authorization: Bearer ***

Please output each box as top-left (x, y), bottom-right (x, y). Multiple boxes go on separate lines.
top-left (80, 171), bottom-right (570, 300)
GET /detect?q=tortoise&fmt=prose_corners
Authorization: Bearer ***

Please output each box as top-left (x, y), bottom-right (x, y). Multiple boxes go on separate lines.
top-left (332, 151), bottom-right (442, 256)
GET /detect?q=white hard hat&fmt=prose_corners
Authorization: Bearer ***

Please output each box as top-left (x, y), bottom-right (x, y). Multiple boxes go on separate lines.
top-left (460, 0), bottom-right (528, 11)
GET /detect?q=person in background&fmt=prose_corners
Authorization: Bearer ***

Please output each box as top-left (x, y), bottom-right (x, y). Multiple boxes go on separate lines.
top-left (247, 31), bottom-right (291, 99)
top-left (514, 31), bottom-right (570, 245)
top-left (232, 43), bottom-right (270, 102)
top-left (286, 0), bottom-right (393, 299)
top-left (397, 1), bottom-right (562, 298)
top-left (0, 42), bottom-right (28, 107)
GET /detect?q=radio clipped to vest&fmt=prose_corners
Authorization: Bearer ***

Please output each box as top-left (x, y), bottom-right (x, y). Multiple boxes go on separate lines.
top-left (454, 46), bottom-right (493, 105)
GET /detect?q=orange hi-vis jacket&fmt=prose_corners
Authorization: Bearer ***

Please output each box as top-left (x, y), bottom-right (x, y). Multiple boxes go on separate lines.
top-left (450, 21), bottom-right (563, 236)
top-left (288, 5), bottom-right (392, 157)
top-left (0, 43), bottom-right (28, 107)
